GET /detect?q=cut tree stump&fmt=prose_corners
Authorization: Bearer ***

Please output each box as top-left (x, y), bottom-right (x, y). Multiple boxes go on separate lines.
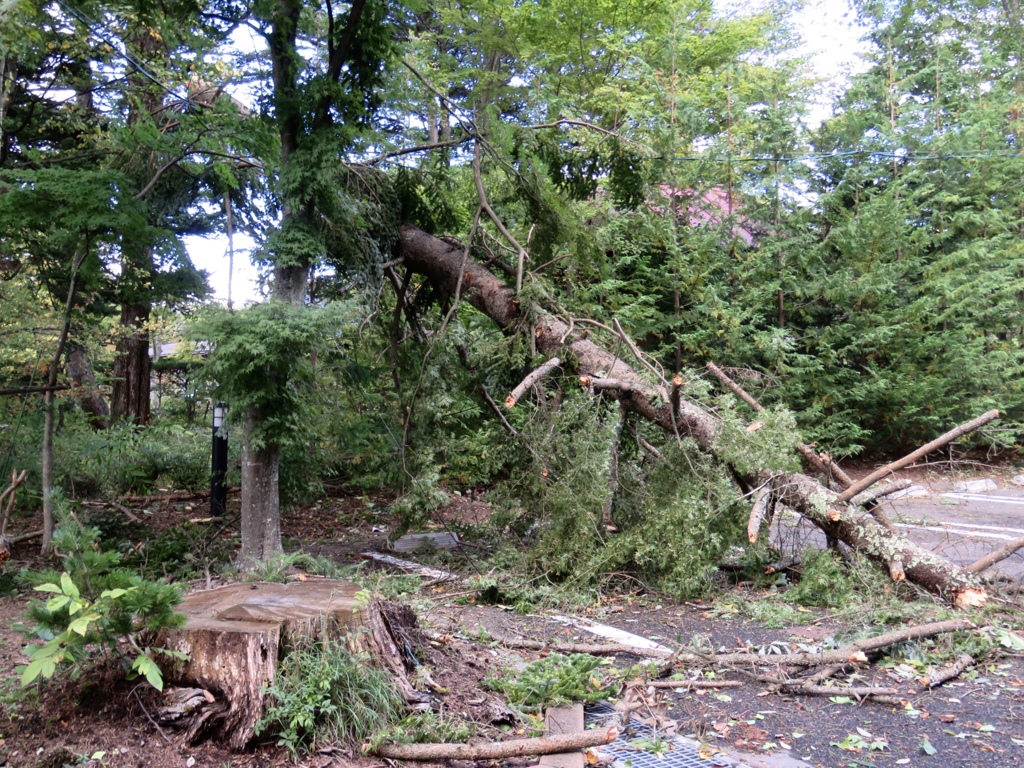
top-left (157, 579), bottom-right (412, 750)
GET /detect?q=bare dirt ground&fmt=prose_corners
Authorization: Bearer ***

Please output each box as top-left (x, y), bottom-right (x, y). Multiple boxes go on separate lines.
top-left (1, 474), bottom-right (1023, 768)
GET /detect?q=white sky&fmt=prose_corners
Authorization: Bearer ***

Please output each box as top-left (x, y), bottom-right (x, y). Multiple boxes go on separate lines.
top-left (186, 0), bottom-right (869, 307)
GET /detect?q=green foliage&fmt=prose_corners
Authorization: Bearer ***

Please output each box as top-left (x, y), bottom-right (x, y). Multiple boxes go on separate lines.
top-left (126, 521), bottom-right (236, 583)
top-left (783, 549), bottom-right (858, 609)
top-left (55, 419), bottom-right (212, 497)
top-left (485, 653), bottom-right (614, 713)
top-left (367, 711), bottom-right (475, 752)
top-left (18, 501), bottom-right (185, 690)
top-left (256, 640), bottom-right (404, 758)
top-left (230, 551), bottom-right (344, 583)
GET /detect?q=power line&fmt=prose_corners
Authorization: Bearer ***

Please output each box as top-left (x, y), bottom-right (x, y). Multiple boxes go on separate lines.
top-left (667, 148), bottom-right (1024, 164)
top-left (53, 0), bottom-right (193, 107)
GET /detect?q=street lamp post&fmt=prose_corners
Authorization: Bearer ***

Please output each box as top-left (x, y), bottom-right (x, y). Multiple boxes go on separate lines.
top-left (211, 402), bottom-right (228, 517)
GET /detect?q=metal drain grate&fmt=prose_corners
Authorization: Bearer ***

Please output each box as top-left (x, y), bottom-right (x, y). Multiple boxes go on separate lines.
top-left (584, 703), bottom-right (731, 768)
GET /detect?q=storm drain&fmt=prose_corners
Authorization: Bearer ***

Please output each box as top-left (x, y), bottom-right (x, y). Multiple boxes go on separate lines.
top-left (583, 702), bottom-right (730, 768)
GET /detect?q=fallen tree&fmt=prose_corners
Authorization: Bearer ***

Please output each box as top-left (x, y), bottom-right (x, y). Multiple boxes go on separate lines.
top-left (397, 224), bottom-right (992, 606)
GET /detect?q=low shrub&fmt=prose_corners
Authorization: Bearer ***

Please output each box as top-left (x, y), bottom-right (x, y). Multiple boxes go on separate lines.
top-left (256, 640), bottom-right (405, 757)
top-left (19, 499), bottom-right (185, 690)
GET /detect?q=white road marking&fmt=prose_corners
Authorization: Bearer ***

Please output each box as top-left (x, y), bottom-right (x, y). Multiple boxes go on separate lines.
top-left (941, 493), bottom-right (1024, 506)
top-left (895, 522), bottom-right (1017, 542)
top-left (928, 520), bottom-right (1024, 535)
top-left (550, 615), bottom-right (673, 652)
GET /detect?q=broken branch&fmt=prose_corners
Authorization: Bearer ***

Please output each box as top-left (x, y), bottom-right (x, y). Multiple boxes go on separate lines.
top-left (374, 725), bottom-right (619, 760)
top-left (648, 679), bottom-right (742, 690)
top-left (494, 637), bottom-right (673, 660)
top-left (851, 479), bottom-right (913, 507)
top-left (506, 357), bottom-right (562, 408)
top-left (0, 469), bottom-right (27, 537)
top-left (746, 482), bottom-right (775, 544)
top-left (835, 410), bottom-right (1000, 504)
top-left (705, 362), bottom-right (849, 487)
top-left (579, 376), bottom-right (633, 393)
top-left (920, 654), bottom-right (976, 688)
top-left (966, 536), bottom-right (1024, 574)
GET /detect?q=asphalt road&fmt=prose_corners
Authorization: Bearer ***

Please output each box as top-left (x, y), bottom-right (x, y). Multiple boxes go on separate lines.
top-left (775, 477), bottom-right (1024, 583)
top-left (888, 481), bottom-right (1024, 582)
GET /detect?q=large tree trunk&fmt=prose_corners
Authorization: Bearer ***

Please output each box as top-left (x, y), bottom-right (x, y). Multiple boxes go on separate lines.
top-left (397, 224), bottom-right (986, 606)
top-left (110, 300), bottom-right (151, 425)
top-left (239, 410), bottom-right (283, 564)
top-left (66, 342), bottom-right (109, 429)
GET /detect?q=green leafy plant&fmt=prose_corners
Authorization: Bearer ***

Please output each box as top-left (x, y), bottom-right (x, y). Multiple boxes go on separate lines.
top-left (366, 711), bottom-right (475, 752)
top-left (256, 640), bottom-right (404, 758)
top-left (19, 503), bottom-right (185, 690)
top-left (485, 653), bottom-right (614, 713)
top-left (784, 549), bottom-right (862, 609)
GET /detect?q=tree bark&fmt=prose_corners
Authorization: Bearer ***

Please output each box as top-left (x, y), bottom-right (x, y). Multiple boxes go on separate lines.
top-left (157, 580), bottom-right (382, 750)
top-left (66, 342), bottom-right (109, 429)
top-left (110, 300), bottom-right (151, 425)
top-left (397, 224), bottom-right (987, 605)
top-left (375, 725), bottom-right (619, 760)
top-left (239, 411), bottom-right (283, 564)
top-left (41, 248), bottom-right (86, 552)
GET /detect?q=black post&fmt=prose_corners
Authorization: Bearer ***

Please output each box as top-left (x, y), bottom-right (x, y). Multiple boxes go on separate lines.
top-left (211, 401), bottom-right (228, 517)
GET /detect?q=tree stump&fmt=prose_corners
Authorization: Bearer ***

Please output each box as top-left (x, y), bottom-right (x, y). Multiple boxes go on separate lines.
top-left (157, 579), bottom-right (378, 750)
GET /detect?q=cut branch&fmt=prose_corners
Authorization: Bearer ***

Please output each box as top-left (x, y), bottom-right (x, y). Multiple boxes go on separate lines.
top-left (920, 654), bottom-right (976, 688)
top-left (784, 684), bottom-right (901, 698)
top-left (579, 376), bottom-right (633, 393)
top-left (493, 637), bottom-right (673, 660)
top-left (835, 410), bottom-right (1000, 503)
top-left (746, 482), bottom-right (775, 544)
top-left (851, 479), bottom-right (913, 507)
top-left (966, 535), bottom-right (1024, 574)
top-left (648, 679), bottom-right (742, 690)
top-left (506, 357), bottom-right (562, 408)
top-left (374, 726), bottom-right (619, 760)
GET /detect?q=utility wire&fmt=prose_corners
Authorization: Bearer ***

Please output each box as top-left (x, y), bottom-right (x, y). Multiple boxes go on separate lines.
top-left (664, 148), bottom-right (1024, 164)
top-left (54, 0), bottom-right (194, 107)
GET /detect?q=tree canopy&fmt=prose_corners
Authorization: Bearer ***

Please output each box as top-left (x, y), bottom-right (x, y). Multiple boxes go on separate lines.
top-left (2, 0), bottom-right (1021, 578)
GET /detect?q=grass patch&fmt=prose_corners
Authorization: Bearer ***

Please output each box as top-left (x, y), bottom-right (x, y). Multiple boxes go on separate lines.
top-left (256, 639), bottom-right (404, 758)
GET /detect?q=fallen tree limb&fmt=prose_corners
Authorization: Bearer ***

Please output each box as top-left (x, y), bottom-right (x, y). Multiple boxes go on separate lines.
top-left (851, 479), bottom-right (914, 507)
top-left (747, 482), bottom-right (775, 544)
top-left (703, 618), bottom-right (973, 668)
top-left (648, 679), bottom-right (742, 689)
top-left (9, 529), bottom-right (43, 544)
top-left (506, 357), bottom-right (561, 408)
top-left (966, 536), bottom-right (1024, 574)
top-left (704, 361), bottom-right (906, 564)
top-left (487, 619), bottom-right (971, 670)
top-left (705, 362), bottom-right (846, 487)
top-left (835, 410), bottom-right (1000, 504)
top-left (118, 488), bottom-right (240, 504)
top-left (0, 469), bottom-right (27, 537)
top-left (81, 499), bottom-right (142, 523)
top-left (494, 636), bottom-right (673, 660)
top-left (786, 684), bottom-right (901, 698)
top-left (374, 725), bottom-right (619, 760)
top-left (920, 654), bottom-right (976, 688)
top-left (580, 376), bottom-right (634, 393)
top-left (398, 225), bottom-right (987, 604)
